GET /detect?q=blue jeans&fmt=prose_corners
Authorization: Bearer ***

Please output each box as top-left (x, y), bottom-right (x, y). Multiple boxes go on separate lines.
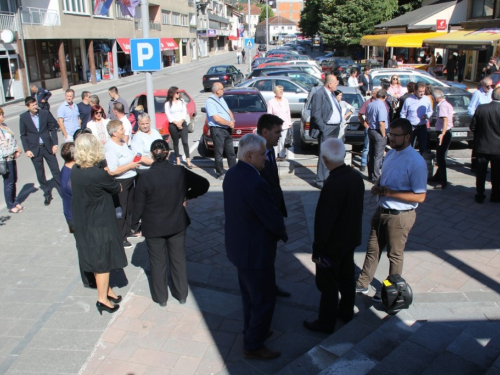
top-left (361, 128), bottom-right (369, 167)
top-left (2, 160), bottom-right (19, 209)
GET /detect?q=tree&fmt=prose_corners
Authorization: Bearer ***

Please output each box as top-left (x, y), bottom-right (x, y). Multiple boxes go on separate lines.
top-left (258, 5), bottom-right (274, 23)
top-left (299, 0), bottom-right (322, 38)
top-left (319, 0), bottom-right (397, 47)
top-left (394, 0), bottom-right (423, 18)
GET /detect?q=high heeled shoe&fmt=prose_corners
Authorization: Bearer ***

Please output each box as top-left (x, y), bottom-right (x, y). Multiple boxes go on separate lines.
top-left (108, 295), bottom-right (122, 304)
top-left (96, 301), bottom-right (119, 315)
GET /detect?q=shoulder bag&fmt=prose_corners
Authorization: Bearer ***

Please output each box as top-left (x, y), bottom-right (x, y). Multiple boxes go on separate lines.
top-left (284, 127), bottom-right (294, 148)
top-left (0, 129), bottom-right (9, 175)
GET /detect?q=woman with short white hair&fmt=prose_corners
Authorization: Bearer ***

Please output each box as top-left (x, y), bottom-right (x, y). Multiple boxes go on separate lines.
top-left (266, 85), bottom-right (292, 160)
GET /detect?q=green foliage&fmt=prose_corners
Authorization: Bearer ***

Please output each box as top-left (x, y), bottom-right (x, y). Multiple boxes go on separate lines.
top-left (394, 0), bottom-right (422, 17)
top-left (258, 5), bottom-right (274, 23)
top-left (299, 0), bottom-right (322, 38)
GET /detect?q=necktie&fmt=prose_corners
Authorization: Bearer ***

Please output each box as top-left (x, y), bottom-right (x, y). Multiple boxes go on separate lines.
top-left (332, 93), bottom-right (341, 116)
top-left (268, 148), bottom-right (278, 177)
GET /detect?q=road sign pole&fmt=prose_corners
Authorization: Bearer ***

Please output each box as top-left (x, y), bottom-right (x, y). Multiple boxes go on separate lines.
top-left (141, 0), bottom-right (156, 129)
top-left (248, 0), bottom-right (251, 73)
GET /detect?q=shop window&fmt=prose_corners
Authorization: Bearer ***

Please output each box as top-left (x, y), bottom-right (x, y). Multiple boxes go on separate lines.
top-left (181, 14), bottom-right (188, 26)
top-left (471, 0), bottom-right (494, 18)
top-left (162, 10), bottom-right (171, 24)
top-left (63, 0), bottom-right (88, 14)
top-left (172, 12), bottom-right (181, 26)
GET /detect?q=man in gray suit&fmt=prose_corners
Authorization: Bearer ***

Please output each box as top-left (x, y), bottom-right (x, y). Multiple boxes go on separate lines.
top-left (310, 74), bottom-right (342, 189)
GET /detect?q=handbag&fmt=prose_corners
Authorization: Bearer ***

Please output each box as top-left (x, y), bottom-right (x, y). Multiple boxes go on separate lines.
top-left (0, 160), bottom-right (8, 175)
top-left (284, 127), bottom-right (294, 149)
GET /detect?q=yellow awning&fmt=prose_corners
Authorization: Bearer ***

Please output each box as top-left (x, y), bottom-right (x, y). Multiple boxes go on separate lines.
top-left (360, 32), bottom-right (447, 48)
top-left (423, 29), bottom-right (500, 48)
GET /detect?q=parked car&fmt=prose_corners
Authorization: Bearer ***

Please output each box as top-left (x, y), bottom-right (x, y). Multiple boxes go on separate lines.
top-left (246, 66), bottom-right (294, 80)
top-left (258, 44), bottom-right (267, 52)
top-left (315, 53), bottom-right (335, 64)
top-left (284, 43), bottom-right (307, 55)
top-left (283, 63), bottom-right (325, 81)
top-left (264, 70), bottom-right (323, 90)
top-left (320, 58), bottom-right (358, 76)
top-left (369, 68), bottom-right (469, 94)
top-left (128, 89), bottom-right (197, 137)
top-left (284, 60), bottom-right (320, 67)
top-left (237, 76), bottom-right (310, 114)
top-left (300, 86), bottom-right (366, 148)
top-left (202, 65), bottom-right (245, 92)
top-left (199, 88), bottom-right (267, 153)
top-left (429, 86), bottom-right (473, 144)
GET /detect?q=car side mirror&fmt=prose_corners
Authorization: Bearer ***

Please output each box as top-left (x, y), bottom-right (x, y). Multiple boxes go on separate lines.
top-left (296, 88), bottom-right (302, 93)
top-left (201, 107), bottom-right (206, 113)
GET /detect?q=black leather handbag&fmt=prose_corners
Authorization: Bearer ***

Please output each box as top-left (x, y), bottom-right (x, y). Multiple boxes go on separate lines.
top-left (0, 160), bottom-right (8, 175)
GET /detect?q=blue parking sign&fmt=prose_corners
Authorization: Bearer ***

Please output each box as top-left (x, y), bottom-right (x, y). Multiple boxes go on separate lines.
top-left (130, 38), bottom-right (162, 72)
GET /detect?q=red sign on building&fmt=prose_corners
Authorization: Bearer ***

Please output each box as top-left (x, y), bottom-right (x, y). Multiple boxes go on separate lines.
top-left (436, 19), bottom-right (447, 31)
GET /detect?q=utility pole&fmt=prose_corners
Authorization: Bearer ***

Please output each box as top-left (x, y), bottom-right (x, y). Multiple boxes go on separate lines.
top-left (248, 0), bottom-right (251, 72)
top-left (141, 0), bottom-right (156, 129)
top-left (266, 0), bottom-right (268, 51)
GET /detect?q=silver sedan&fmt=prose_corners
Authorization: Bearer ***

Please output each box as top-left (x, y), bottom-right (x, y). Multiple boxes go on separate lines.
top-left (237, 76), bottom-right (314, 114)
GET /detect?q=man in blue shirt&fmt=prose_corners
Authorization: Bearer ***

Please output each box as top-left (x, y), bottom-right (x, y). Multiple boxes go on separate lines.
top-left (57, 89), bottom-right (80, 142)
top-left (366, 89), bottom-right (388, 182)
top-left (356, 119), bottom-right (427, 303)
top-left (400, 82), bottom-right (433, 155)
top-left (205, 82), bottom-right (236, 179)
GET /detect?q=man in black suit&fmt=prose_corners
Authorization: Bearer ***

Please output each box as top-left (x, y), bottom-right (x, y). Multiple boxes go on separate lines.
top-left (304, 138), bottom-right (364, 334)
top-left (472, 87), bottom-right (500, 203)
top-left (223, 133), bottom-right (288, 360)
top-left (19, 96), bottom-right (61, 206)
top-left (257, 114), bottom-right (290, 298)
top-left (310, 74), bottom-right (341, 189)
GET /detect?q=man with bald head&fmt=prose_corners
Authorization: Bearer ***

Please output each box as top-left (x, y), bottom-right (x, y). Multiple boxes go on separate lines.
top-left (310, 74), bottom-right (343, 188)
top-left (205, 82), bottom-right (237, 179)
top-left (304, 138), bottom-right (364, 334)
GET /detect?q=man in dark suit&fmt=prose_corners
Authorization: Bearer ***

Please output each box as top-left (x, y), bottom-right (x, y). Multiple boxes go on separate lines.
top-left (310, 74), bottom-right (342, 189)
top-left (223, 133), bottom-right (288, 360)
top-left (256, 114), bottom-right (290, 298)
top-left (472, 87), bottom-right (500, 203)
top-left (30, 84), bottom-right (52, 110)
top-left (20, 96), bottom-right (61, 206)
top-left (304, 138), bottom-right (364, 334)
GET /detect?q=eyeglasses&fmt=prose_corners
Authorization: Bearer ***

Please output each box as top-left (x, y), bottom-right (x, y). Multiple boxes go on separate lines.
top-left (389, 133), bottom-right (408, 138)
top-left (392, 77), bottom-right (399, 80)
top-left (484, 85), bottom-right (492, 89)
top-left (95, 111), bottom-right (103, 115)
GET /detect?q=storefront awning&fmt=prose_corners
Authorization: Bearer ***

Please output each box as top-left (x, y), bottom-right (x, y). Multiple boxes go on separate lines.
top-left (360, 32), bottom-right (446, 48)
top-left (116, 38), bottom-right (178, 54)
top-left (228, 36), bottom-right (238, 40)
top-left (423, 28), bottom-right (500, 49)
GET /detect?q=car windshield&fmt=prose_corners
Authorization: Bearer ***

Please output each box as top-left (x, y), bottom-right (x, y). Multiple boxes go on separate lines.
top-left (223, 94), bottom-right (267, 113)
top-left (287, 73), bottom-right (321, 89)
top-left (155, 97), bottom-right (167, 113)
top-left (336, 59), bottom-right (354, 65)
top-left (207, 66), bottom-right (227, 74)
top-left (444, 95), bottom-right (471, 112)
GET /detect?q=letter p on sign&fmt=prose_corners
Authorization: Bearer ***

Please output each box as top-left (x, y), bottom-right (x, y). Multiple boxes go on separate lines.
top-left (130, 38), bottom-right (162, 72)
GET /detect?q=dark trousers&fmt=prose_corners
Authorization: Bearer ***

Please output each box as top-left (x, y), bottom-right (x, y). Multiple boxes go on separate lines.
top-left (411, 125), bottom-right (428, 154)
top-left (457, 66), bottom-right (465, 83)
top-left (237, 266), bottom-right (276, 351)
top-left (476, 153), bottom-right (500, 200)
top-left (116, 176), bottom-right (135, 241)
top-left (68, 219), bottom-right (96, 287)
top-left (31, 145), bottom-right (60, 198)
top-left (2, 160), bottom-right (19, 209)
top-left (315, 125), bottom-right (340, 187)
top-left (368, 129), bottom-right (385, 180)
top-left (145, 230), bottom-right (188, 304)
top-left (316, 252), bottom-right (355, 330)
top-left (210, 127), bottom-right (236, 175)
top-left (357, 209), bottom-right (416, 288)
top-left (168, 122), bottom-right (190, 159)
top-left (434, 132), bottom-right (452, 183)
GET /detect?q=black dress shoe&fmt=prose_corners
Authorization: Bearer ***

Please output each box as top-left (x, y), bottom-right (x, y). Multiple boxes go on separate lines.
top-left (275, 286), bottom-right (291, 297)
top-left (44, 196), bottom-right (53, 206)
top-left (244, 346), bottom-right (281, 360)
top-left (178, 299), bottom-right (186, 304)
top-left (434, 182), bottom-right (447, 189)
top-left (159, 302), bottom-right (167, 307)
top-left (303, 319), bottom-right (334, 334)
top-left (475, 194), bottom-right (486, 204)
top-left (108, 295), bottom-right (122, 304)
top-left (96, 301), bottom-right (119, 315)
top-left (359, 166), bottom-right (366, 172)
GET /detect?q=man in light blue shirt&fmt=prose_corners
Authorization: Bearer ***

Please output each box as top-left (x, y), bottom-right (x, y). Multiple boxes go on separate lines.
top-left (205, 82), bottom-right (236, 179)
top-left (366, 89), bottom-right (388, 182)
top-left (356, 119), bottom-right (427, 303)
top-left (57, 89), bottom-right (80, 142)
top-left (400, 82), bottom-right (433, 154)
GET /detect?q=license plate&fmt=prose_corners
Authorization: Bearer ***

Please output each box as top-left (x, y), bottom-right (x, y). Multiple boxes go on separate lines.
top-left (453, 132), bottom-right (467, 137)
top-left (233, 141), bottom-right (239, 147)
top-left (209, 77), bottom-right (218, 80)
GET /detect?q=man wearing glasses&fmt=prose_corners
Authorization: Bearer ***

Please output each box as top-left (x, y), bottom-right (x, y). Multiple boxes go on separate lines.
top-left (205, 82), bottom-right (236, 179)
top-left (356, 118), bottom-right (427, 303)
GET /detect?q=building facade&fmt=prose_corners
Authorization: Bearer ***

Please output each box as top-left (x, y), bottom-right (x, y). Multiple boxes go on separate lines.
top-left (255, 15), bottom-right (297, 44)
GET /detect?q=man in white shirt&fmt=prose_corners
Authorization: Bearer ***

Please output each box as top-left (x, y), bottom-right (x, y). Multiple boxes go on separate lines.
top-left (113, 102), bottom-right (132, 146)
top-left (131, 113), bottom-right (162, 172)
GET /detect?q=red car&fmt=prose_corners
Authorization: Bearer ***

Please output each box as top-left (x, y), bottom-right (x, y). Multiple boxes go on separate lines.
top-left (128, 89), bottom-right (197, 139)
top-left (199, 88), bottom-right (267, 154)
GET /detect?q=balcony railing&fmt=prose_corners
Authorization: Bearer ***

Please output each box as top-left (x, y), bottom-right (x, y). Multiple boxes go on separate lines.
top-left (21, 7), bottom-right (60, 26)
top-left (0, 12), bottom-right (17, 31)
top-left (134, 19), bottom-right (161, 31)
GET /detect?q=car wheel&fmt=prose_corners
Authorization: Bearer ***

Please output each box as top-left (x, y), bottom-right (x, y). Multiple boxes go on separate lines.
top-left (188, 116), bottom-right (195, 133)
top-left (197, 136), bottom-right (212, 157)
top-left (204, 87), bottom-right (210, 92)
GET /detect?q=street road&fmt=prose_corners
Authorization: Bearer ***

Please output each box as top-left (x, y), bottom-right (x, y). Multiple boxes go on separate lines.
top-left (0, 51), bottom-right (475, 211)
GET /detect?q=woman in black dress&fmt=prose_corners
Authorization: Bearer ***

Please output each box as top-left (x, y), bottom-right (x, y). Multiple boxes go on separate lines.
top-left (133, 140), bottom-right (209, 306)
top-left (72, 134), bottom-right (127, 315)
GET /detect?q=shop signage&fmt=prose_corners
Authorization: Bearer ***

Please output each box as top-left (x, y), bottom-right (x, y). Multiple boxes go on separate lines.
top-left (207, 29), bottom-right (217, 37)
top-left (436, 20), bottom-right (447, 31)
